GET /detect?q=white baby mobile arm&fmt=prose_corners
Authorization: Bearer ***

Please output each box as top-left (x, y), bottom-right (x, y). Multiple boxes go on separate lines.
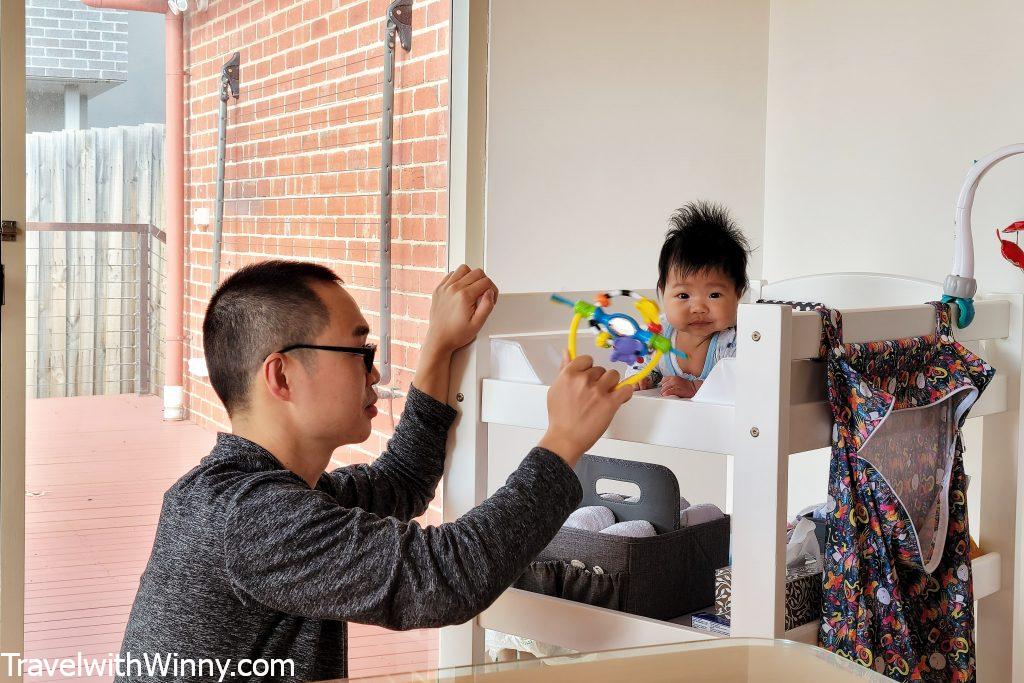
top-left (945, 143), bottom-right (1024, 327)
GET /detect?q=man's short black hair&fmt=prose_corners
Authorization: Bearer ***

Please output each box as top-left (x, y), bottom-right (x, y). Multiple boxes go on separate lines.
top-left (657, 201), bottom-right (750, 295)
top-left (202, 260), bottom-right (341, 415)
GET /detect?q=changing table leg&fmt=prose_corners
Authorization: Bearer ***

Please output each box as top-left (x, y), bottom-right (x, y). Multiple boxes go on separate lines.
top-left (730, 303), bottom-right (792, 638)
top-left (976, 293), bottom-right (1023, 682)
top-left (438, 334), bottom-right (490, 667)
top-left (442, 0), bottom-right (491, 668)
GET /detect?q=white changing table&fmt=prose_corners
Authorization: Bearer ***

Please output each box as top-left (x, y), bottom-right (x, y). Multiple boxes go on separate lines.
top-left (438, 274), bottom-right (1022, 681)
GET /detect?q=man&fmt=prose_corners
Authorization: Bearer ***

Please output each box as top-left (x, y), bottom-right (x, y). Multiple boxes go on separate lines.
top-left (117, 261), bottom-right (632, 682)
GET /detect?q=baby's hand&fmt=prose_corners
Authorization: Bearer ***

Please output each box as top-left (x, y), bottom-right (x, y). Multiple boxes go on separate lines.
top-left (660, 376), bottom-right (698, 399)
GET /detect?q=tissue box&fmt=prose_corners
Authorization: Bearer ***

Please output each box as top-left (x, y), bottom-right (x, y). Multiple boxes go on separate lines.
top-left (713, 562), bottom-right (823, 631)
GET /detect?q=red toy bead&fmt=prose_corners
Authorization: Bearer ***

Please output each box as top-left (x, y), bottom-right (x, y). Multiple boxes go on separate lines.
top-left (648, 323), bottom-right (663, 334)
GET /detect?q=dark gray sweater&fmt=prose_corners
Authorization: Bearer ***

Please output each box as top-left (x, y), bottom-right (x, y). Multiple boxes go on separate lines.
top-left (116, 386), bottom-right (581, 682)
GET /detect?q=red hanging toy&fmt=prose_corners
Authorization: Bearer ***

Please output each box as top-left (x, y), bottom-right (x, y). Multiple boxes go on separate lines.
top-left (996, 220), bottom-right (1024, 271)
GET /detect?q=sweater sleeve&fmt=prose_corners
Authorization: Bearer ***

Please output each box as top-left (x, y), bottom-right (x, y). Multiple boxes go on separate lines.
top-left (325, 385), bottom-right (456, 522)
top-left (223, 448), bottom-right (582, 630)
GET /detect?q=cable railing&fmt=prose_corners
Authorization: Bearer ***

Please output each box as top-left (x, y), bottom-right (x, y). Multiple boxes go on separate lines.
top-left (25, 222), bottom-right (167, 399)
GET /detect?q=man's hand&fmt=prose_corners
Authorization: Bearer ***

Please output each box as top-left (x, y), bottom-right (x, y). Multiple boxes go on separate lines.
top-left (413, 265), bottom-right (498, 403)
top-left (422, 265), bottom-right (499, 356)
top-left (538, 353), bottom-right (634, 468)
top-left (660, 375), bottom-right (698, 399)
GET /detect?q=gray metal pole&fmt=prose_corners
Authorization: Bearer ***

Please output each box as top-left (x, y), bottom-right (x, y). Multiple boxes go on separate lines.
top-left (211, 53), bottom-right (240, 291)
top-left (379, 0), bottom-right (412, 387)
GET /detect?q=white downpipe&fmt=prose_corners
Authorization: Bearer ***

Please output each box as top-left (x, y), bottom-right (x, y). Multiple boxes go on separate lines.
top-left (163, 385), bottom-right (185, 421)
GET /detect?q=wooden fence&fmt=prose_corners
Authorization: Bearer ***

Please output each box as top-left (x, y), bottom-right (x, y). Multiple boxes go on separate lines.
top-left (25, 124), bottom-right (166, 399)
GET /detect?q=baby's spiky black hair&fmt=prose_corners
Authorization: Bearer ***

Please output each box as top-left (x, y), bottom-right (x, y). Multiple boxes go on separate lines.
top-left (657, 201), bottom-right (750, 295)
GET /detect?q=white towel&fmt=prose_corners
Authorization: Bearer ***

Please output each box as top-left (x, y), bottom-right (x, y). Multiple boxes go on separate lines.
top-left (564, 505), bottom-right (616, 532)
top-left (599, 492), bottom-right (641, 504)
top-left (600, 520), bottom-right (657, 537)
top-left (598, 493), bottom-right (626, 502)
top-left (679, 503), bottom-right (725, 527)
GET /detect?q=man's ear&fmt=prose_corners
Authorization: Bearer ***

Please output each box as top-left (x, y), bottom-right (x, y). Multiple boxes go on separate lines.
top-left (262, 353), bottom-right (292, 402)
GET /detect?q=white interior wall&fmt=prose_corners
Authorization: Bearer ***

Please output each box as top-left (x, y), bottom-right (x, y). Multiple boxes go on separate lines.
top-left (764, 0), bottom-right (1024, 523)
top-left (485, 0), bottom-right (770, 294)
top-left (487, 426), bottom-right (729, 511)
top-left (763, 0), bottom-right (1024, 292)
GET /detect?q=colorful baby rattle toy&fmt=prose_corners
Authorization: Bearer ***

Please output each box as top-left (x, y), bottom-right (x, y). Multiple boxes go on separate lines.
top-left (550, 290), bottom-right (687, 388)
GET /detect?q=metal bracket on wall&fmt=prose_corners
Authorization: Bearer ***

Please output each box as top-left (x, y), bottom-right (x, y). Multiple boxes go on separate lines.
top-left (211, 52), bottom-right (241, 290)
top-left (378, 0), bottom-right (413, 392)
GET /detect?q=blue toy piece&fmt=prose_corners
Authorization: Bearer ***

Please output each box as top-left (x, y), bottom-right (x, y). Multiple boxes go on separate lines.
top-left (610, 336), bottom-right (646, 365)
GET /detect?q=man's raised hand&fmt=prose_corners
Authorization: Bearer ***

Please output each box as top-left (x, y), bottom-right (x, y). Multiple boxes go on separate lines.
top-left (422, 265), bottom-right (499, 355)
top-left (538, 353), bottom-right (634, 467)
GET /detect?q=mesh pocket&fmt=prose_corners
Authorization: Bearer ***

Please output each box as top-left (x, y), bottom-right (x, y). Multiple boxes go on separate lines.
top-left (857, 388), bottom-right (973, 573)
top-left (516, 560), bottom-right (627, 611)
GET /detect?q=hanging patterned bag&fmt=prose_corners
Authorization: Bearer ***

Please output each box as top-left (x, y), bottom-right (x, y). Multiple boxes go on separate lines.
top-left (817, 302), bottom-right (994, 682)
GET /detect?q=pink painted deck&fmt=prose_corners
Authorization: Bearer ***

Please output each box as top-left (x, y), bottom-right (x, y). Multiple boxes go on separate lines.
top-left (25, 395), bottom-right (438, 681)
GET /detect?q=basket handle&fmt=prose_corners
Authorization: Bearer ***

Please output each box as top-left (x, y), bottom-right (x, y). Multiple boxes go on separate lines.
top-left (575, 454), bottom-right (680, 533)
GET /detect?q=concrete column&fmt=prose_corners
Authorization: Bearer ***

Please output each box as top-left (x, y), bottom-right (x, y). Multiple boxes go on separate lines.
top-left (63, 84), bottom-right (82, 130)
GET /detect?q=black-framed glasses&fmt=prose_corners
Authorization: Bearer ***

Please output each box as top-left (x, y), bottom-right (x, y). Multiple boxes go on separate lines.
top-left (277, 343), bottom-right (377, 373)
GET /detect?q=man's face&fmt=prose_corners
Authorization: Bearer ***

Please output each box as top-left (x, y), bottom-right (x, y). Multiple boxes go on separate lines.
top-left (288, 282), bottom-right (381, 446)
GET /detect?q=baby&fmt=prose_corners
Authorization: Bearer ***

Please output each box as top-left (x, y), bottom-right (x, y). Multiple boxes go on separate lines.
top-left (638, 201), bottom-right (750, 398)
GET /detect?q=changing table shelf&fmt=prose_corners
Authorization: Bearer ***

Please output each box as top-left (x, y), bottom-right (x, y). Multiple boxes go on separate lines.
top-left (480, 552), bottom-right (1003, 651)
top-left (482, 374), bottom-right (1008, 458)
top-left (481, 379), bottom-right (736, 455)
top-left (479, 588), bottom-right (719, 653)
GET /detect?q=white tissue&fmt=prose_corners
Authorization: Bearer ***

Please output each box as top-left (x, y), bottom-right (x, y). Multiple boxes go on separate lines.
top-left (787, 516), bottom-right (823, 569)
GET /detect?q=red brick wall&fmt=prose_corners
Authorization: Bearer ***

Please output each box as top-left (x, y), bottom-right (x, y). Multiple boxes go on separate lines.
top-left (182, 0), bottom-right (449, 473)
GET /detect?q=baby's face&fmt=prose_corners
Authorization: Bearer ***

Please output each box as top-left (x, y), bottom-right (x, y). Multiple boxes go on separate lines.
top-left (661, 268), bottom-right (740, 337)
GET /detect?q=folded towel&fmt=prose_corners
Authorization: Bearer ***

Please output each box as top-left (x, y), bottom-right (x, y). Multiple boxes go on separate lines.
top-left (564, 505), bottom-right (616, 532)
top-left (598, 492), bottom-right (626, 502)
top-left (600, 520), bottom-right (657, 537)
top-left (599, 492), bottom-right (641, 504)
top-left (679, 503), bottom-right (725, 527)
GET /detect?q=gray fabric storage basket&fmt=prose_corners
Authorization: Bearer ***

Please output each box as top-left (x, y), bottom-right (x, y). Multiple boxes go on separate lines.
top-left (515, 454), bottom-right (730, 620)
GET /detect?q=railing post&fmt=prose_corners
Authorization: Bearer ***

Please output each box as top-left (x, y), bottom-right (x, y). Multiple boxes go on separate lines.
top-left (137, 226), bottom-right (151, 395)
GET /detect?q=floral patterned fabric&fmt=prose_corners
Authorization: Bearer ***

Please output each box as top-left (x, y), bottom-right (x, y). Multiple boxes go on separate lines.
top-left (817, 302), bottom-right (994, 682)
